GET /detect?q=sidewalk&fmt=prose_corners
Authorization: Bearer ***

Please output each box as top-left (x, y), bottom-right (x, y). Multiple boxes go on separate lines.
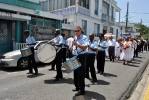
top-left (128, 64), bottom-right (149, 100)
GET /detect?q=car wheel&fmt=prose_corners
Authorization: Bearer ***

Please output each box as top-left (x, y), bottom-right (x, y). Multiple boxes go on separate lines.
top-left (17, 57), bottom-right (28, 70)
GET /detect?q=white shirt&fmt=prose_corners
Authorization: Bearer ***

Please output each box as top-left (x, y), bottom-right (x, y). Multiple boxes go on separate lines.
top-left (108, 39), bottom-right (116, 46)
top-left (67, 37), bottom-right (74, 46)
top-left (62, 39), bottom-right (67, 48)
top-left (26, 35), bottom-right (36, 47)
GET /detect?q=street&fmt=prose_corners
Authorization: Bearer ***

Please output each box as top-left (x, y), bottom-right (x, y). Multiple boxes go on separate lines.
top-left (0, 52), bottom-right (149, 100)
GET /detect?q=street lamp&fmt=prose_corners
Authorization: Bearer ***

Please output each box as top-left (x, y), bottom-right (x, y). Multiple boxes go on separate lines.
top-left (121, 26), bottom-right (122, 37)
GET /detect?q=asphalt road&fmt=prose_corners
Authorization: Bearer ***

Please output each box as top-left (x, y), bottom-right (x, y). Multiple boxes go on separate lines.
top-left (0, 52), bottom-right (149, 100)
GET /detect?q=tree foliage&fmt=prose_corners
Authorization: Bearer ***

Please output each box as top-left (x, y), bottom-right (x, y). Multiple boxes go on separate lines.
top-left (135, 23), bottom-right (149, 39)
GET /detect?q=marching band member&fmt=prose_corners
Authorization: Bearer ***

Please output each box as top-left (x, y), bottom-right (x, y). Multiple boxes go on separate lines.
top-left (51, 29), bottom-right (63, 82)
top-left (85, 34), bottom-right (97, 82)
top-left (61, 34), bottom-right (68, 63)
top-left (97, 34), bottom-right (108, 75)
top-left (108, 36), bottom-right (116, 62)
top-left (67, 36), bottom-right (74, 58)
top-left (130, 38), bottom-right (135, 61)
top-left (68, 26), bottom-right (88, 96)
top-left (24, 30), bottom-right (38, 75)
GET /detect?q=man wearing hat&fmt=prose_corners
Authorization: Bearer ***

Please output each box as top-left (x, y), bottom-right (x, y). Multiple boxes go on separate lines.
top-left (24, 30), bottom-right (38, 75)
top-left (97, 33), bottom-right (108, 75)
top-left (51, 29), bottom-right (63, 82)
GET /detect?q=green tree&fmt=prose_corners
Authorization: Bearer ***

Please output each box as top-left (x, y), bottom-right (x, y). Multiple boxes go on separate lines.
top-left (135, 23), bottom-right (149, 39)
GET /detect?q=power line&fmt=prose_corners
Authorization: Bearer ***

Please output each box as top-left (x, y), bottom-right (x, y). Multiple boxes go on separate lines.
top-left (129, 12), bottom-right (149, 14)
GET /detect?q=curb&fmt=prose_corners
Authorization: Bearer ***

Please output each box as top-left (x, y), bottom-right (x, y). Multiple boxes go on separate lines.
top-left (119, 58), bottom-right (149, 100)
top-left (128, 64), bottom-right (149, 100)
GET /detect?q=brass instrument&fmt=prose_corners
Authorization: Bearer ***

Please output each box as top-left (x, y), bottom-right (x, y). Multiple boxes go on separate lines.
top-left (48, 38), bottom-right (55, 44)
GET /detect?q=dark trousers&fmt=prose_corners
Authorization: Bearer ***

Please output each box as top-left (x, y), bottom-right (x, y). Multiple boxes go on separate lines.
top-left (52, 49), bottom-right (63, 79)
top-left (97, 51), bottom-right (105, 73)
top-left (108, 46), bottom-right (115, 61)
top-left (137, 45), bottom-right (140, 52)
top-left (28, 47), bottom-right (38, 73)
top-left (86, 54), bottom-right (97, 80)
top-left (73, 54), bottom-right (86, 92)
top-left (68, 50), bottom-right (72, 58)
top-left (135, 47), bottom-right (139, 57)
top-left (144, 45), bottom-right (147, 51)
top-left (140, 45), bottom-right (143, 52)
top-left (62, 48), bottom-right (66, 63)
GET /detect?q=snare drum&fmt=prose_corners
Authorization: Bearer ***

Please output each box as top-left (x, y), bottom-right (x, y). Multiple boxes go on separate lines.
top-left (20, 47), bottom-right (32, 57)
top-left (62, 56), bottom-right (81, 73)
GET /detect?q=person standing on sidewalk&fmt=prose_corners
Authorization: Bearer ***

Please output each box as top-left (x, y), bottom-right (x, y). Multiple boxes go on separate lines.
top-left (68, 26), bottom-right (88, 96)
top-left (24, 30), bottom-right (38, 75)
top-left (85, 34), bottom-right (97, 82)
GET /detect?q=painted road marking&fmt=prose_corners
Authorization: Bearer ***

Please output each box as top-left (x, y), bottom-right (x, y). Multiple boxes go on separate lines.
top-left (7, 72), bottom-right (18, 74)
top-left (144, 84), bottom-right (149, 100)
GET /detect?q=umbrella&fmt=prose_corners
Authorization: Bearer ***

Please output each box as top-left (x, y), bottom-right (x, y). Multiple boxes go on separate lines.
top-left (104, 33), bottom-right (115, 37)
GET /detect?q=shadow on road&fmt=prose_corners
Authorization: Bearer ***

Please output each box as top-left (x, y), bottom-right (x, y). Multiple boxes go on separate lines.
top-left (133, 59), bottom-right (142, 62)
top-left (44, 78), bottom-right (74, 84)
top-left (103, 73), bottom-right (117, 77)
top-left (72, 91), bottom-right (106, 100)
top-left (27, 73), bottom-right (45, 78)
top-left (128, 64), bottom-right (139, 67)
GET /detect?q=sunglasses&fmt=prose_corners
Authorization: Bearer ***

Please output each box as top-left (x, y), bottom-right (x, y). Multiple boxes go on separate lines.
top-left (74, 30), bottom-right (80, 32)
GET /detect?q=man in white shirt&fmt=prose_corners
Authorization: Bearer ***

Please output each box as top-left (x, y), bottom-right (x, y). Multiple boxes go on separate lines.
top-left (67, 36), bottom-right (74, 58)
top-left (108, 36), bottom-right (116, 62)
top-left (24, 30), bottom-right (38, 75)
top-left (62, 34), bottom-right (68, 63)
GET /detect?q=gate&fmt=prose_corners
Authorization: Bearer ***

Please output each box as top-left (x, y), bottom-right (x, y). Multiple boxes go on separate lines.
top-left (0, 20), bottom-right (15, 52)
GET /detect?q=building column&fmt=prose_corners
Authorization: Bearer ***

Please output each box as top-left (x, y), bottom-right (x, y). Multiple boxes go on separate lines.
top-left (16, 21), bottom-right (21, 43)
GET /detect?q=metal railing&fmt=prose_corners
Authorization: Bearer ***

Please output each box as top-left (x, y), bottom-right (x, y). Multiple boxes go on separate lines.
top-left (13, 42), bottom-right (27, 50)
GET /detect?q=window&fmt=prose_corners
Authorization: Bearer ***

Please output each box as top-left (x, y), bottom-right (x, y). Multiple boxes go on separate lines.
top-left (94, 23), bottom-right (100, 36)
top-left (70, 0), bottom-right (75, 6)
top-left (78, 0), bottom-right (89, 9)
top-left (62, 19), bottom-right (67, 24)
top-left (110, 27), bottom-right (113, 33)
top-left (102, 2), bottom-right (109, 15)
top-left (82, 20), bottom-right (87, 35)
top-left (111, 6), bottom-right (114, 18)
top-left (95, 0), bottom-right (99, 15)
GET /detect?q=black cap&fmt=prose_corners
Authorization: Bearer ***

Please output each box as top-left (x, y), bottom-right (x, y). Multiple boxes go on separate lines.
top-left (99, 33), bottom-right (104, 37)
top-left (24, 30), bottom-right (29, 33)
top-left (54, 29), bottom-right (60, 34)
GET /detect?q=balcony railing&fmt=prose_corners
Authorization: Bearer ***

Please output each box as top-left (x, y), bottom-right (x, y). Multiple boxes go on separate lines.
top-left (50, 5), bottom-right (90, 16)
top-left (102, 13), bottom-right (115, 25)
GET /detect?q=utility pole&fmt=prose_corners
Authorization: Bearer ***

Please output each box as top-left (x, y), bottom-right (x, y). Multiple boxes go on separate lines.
top-left (125, 2), bottom-right (129, 33)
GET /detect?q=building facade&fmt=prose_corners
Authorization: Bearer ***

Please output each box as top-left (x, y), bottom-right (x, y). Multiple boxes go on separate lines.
top-left (119, 22), bottom-right (140, 38)
top-left (40, 0), bottom-right (121, 39)
top-left (0, 0), bottom-right (63, 52)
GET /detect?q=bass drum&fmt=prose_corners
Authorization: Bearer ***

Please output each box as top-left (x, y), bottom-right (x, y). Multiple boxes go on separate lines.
top-left (37, 43), bottom-right (56, 63)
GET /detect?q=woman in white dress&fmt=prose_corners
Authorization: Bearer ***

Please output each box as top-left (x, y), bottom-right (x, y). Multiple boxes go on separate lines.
top-left (104, 37), bottom-right (109, 58)
top-left (130, 39), bottom-right (135, 61)
top-left (121, 36), bottom-right (132, 65)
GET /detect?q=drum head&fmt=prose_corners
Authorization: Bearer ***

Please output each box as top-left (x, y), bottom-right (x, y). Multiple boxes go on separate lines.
top-left (37, 43), bottom-right (56, 63)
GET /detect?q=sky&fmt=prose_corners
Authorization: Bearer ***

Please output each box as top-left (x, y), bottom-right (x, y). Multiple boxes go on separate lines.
top-left (115, 0), bottom-right (149, 26)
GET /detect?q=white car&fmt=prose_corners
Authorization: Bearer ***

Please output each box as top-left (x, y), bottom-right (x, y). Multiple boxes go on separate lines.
top-left (0, 41), bottom-right (48, 69)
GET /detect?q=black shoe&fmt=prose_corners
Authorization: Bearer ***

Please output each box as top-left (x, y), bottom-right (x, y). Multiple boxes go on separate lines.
top-left (91, 79), bottom-right (97, 82)
top-left (85, 75), bottom-right (90, 79)
top-left (72, 88), bottom-right (79, 91)
top-left (75, 91), bottom-right (85, 96)
top-left (96, 71), bottom-right (100, 74)
top-left (100, 72), bottom-right (103, 75)
top-left (27, 72), bottom-right (33, 74)
top-left (53, 79), bottom-right (59, 82)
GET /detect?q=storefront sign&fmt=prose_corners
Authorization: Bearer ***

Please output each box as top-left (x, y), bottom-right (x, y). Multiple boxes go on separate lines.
top-left (0, 11), bottom-right (12, 17)
top-left (0, 29), bottom-right (3, 33)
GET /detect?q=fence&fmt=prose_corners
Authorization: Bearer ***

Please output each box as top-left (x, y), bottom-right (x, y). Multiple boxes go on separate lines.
top-left (13, 42), bottom-right (27, 50)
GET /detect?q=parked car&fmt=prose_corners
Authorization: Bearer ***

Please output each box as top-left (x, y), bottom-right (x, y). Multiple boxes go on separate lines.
top-left (0, 41), bottom-right (48, 69)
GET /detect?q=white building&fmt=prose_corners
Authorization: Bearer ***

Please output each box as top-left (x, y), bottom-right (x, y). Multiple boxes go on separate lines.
top-left (40, 0), bottom-right (121, 39)
top-left (119, 22), bottom-right (140, 37)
